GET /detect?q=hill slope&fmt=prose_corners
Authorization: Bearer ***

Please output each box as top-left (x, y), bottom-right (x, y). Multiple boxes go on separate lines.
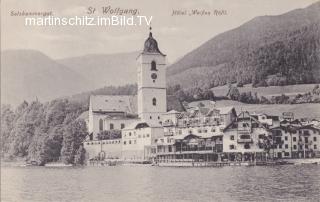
top-left (1, 50), bottom-right (140, 106)
top-left (167, 1), bottom-right (320, 89)
top-left (1, 50), bottom-right (93, 105)
top-left (58, 52), bottom-right (139, 88)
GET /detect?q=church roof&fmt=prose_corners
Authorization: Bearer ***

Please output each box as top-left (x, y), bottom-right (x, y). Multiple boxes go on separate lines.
top-left (143, 32), bottom-right (166, 56)
top-left (90, 95), bottom-right (137, 114)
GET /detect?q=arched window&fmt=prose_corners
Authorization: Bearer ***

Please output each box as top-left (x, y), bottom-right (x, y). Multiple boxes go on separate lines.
top-left (99, 119), bottom-right (103, 131)
top-left (151, 61), bottom-right (157, 71)
top-left (152, 98), bottom-right (157, 106)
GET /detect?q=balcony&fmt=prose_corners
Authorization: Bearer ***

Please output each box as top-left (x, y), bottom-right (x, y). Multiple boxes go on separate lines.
top-left (164, 132), bottom-right (174, 136)
top-left (238, 129), bottom-right (251, 134)
top-left (237, 138), bottom-right (253, 143)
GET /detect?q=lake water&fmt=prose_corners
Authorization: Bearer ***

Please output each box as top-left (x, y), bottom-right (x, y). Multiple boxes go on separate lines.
top-left (1, 165), bottom-right (320, 202)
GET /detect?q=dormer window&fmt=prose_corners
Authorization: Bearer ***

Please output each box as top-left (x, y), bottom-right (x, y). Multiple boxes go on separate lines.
top-left (151, 61), bottom-right (157, 71)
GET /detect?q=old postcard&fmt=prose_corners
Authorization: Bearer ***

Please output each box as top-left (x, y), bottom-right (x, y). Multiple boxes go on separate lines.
top-left (1, 0), bottom-right (320, 201)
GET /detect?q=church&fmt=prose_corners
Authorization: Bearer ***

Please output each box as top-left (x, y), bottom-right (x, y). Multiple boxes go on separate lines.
top-left (84, 29), bottom-right (169, 161)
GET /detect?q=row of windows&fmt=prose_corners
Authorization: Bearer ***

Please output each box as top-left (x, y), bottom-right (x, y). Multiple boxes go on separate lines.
top-left (154, 138), bottom-right (171, 144)
top-left (124, 133), bottom-right (150, 138)
top-left (279, 129), bottom-right (317, 135)
top-left (229, 144), bottom-right (251, 150)
top-left (228, 135), bottom-right (317, 142)
top-left (99, 120), bottom-right (125, 131)
top-left (228, 144), bottom-right (319, 150)
top-left (290, 136), bottom-right (317, 142)
top-left (185, 128), bottom-right (220, 134)
top-left (279, 144), bottom-right (317, 150)
top-left (149, 115), bottom-right (161, 120)
top-left (86, 140), bottom-right (121, 145)
top-left (123, 140), bottom-right (137, 145)
top-left (180, 118), bottom-right (222, 125)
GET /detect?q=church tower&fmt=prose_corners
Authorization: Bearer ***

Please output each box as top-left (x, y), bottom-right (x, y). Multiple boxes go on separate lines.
top-left (137, 28), bottom-right (167, 124)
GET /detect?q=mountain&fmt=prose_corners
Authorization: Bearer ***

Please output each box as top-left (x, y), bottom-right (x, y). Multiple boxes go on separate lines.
top-left (1, 50), bottom-right (140, 106)
top-left (1, 50), bottom-right (93, 106)
top-left (167, 1), bottom-right (320, 89)
top-left (58, 52), bottom-right (139, 88)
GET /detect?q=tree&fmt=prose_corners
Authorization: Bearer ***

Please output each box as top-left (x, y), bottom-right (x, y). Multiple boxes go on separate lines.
top-left (312, 84), bottom-right (320, 95)
top-left (175, 89), bottom-right (188, 102)
top-left (61, 119), bottom-right (88, 164)
top-left (97, 130), bottom-right (121, 140)
top-left (74, 145), bottom-right (86, 165)
top-left (0, 105), bottom-right (15, 154)
top-left (237, 81), bottom-right (244, 87)
top-left (228, 86), bottom-right (240, 101)
top-left (252, 74), bottom-right (259, 88)
top-left (203, 89), bottom-right (215, 100)
top-left (260, 96), bottom-right (270, 104)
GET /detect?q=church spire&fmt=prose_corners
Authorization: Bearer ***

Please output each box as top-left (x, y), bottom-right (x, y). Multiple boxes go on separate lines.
top-left (143, 25), bottom-right (165, 56)
top-left (149, 25), bottom-right (152, 37)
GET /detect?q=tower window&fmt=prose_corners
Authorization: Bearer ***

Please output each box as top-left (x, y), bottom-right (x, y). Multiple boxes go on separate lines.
top-left (99, 119), bottom-right (103, 131)
top-left (152, 98), bottom-right (157, 106)
top-left (151, 61), bottom-right (157, 71)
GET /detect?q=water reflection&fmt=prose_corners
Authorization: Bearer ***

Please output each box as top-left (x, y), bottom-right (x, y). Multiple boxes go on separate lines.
top-left (2, 165), bottom-right (320, 202)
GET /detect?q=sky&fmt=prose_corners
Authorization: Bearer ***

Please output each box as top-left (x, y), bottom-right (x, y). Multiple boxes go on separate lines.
top-left (1, 0), bottom-right (318, 63)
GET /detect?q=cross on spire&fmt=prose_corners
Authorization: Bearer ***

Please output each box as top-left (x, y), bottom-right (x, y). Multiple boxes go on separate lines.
top-left (149, 24), bottom-right (152, 37)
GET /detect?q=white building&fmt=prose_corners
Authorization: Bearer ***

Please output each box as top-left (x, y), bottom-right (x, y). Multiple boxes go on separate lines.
top-left (122, 122), bottom-right (164, 161)
top-left (137, 31), bottom-right (167, 125)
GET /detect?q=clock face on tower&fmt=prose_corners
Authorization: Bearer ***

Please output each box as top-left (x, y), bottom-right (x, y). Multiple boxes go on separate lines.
top-left (151, 73), bottom-right (157, 80)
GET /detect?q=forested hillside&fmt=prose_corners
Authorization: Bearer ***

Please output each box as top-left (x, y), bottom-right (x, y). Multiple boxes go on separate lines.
top-left (167, 2), bottom-right (320, 89)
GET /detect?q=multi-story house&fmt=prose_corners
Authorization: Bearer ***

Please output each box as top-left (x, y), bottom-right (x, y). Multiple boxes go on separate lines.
top-left (223, 111), bottom-right (270, 162)
top-left (154, 107), bottom-right (236, 164)
top-left (271, 121), bottom-right (320, 159)
top-left (162, 106), bottom-right (237, 138)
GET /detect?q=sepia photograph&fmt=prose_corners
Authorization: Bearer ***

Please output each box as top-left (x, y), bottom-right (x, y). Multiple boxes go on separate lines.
top-left (1, 0), bottom-right (320, 201)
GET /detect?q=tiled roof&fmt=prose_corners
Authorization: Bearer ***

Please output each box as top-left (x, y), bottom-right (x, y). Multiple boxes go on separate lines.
top-left (90, 95), bottom-right (137, 114)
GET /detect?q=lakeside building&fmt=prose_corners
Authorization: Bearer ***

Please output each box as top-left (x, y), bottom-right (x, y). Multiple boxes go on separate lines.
top-left (155, 111), bottom-right (273, 163)
top-left (154, 110), bottom-right (320, 164)
top-left (84, 29), bottom-right (168, 161)
top-left (122, 121), bottom-right (163, 161)
top-left (83, 29), bottom-right (320, 164)
top-left (84, 95), bottom-right (139, 159)
top-left (270, 121), bottom-right (320, 159)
